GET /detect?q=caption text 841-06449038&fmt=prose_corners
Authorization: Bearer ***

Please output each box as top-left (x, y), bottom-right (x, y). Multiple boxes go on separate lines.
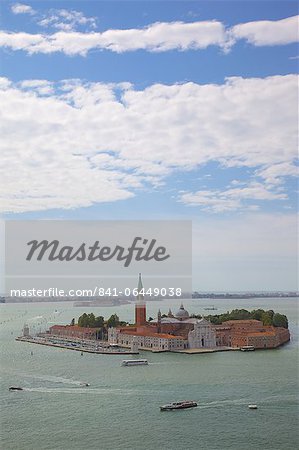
top-left (10, 287), bottom-right (183, 298)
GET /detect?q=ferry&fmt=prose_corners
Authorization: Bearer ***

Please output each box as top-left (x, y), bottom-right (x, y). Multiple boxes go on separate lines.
top-left (9, 386), bottom-right (23, 391)
top-left (240, 345), bottom-right (255, 352)
top-left (160, 401), bottom-right (198, 411)
top-left (121, 359), bottom-right (148, 366)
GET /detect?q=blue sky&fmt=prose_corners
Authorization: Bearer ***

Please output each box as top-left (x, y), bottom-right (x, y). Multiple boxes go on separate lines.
top-left (0, 1), bottom-right (298, 290)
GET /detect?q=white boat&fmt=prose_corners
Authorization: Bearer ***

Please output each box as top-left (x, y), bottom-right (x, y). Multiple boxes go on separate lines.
top-left (160, 400), bottom-right (198, 411)
top-left (121, 359), bottom-right (148, 366)
top-left (240, 345), bottom-right (255, 352)
top-left (248, 404), bottom-right (258, 409)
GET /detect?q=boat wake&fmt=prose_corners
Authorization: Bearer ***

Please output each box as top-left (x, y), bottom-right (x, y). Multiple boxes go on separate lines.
top-left (22, 387), bottom-right (147, 395)
top-left (197, 394), bottom-right (298, 409)
top-left (197, 398), bottom-right (256, 409)
top-left (22, 374), bottom-right (87, 386)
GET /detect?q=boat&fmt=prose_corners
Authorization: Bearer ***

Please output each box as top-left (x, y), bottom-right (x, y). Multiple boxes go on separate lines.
top-left (121, 359), bottom-right (148, 366)
top-left (248, 404), bottom-right (258, 409)
top-left (160, 401), bottom-right (198, 411)
top-left (240, 345), bottom-right (255, 352)
top-left (203, 306), bottom-right (218, 311)
top-left (9, 386), bottom-right (23, 391)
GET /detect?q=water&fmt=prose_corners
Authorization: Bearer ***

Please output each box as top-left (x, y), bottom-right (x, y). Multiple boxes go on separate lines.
top-left (1, 298), bottom-right (298, 450)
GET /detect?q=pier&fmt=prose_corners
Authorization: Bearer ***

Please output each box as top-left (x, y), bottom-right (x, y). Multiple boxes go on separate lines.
top-left (16, 336), bottom-right (139, 355)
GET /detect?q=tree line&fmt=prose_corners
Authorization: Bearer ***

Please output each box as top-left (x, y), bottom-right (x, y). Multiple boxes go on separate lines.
top-left (190, 308), bottom-right (288, 329)
top-left (72, 312), bottom-right (127, 329)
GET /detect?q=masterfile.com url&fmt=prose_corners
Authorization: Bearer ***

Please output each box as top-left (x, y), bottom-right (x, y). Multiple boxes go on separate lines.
top-left (10, 288), bottom-right (99, 297)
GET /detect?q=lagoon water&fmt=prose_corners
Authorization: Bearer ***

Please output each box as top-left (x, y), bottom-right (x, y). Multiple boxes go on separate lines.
top-left (0, 298), bottom-right (298, 450)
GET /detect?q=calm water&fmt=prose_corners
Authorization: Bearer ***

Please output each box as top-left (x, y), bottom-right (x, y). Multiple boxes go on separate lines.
top-left (1, 298), bottom-right (298, 450)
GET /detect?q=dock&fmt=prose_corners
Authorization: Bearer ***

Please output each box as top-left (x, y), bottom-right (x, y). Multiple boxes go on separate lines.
top-left (16, 336), bottom-right (139, 355)
top-left (171, 346), bottom-right (239, 354)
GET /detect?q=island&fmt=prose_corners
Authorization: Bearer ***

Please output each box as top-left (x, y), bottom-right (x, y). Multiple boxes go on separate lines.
top-left (17, 275), bottom-right (290, 354)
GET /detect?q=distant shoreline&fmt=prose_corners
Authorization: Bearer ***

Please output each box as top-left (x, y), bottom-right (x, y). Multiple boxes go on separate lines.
top-left (1, 293), bottom-right (298, 304)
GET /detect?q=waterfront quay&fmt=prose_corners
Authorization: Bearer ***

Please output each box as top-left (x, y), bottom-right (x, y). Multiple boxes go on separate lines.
top-left (16, 335), bottom-right (139, 355)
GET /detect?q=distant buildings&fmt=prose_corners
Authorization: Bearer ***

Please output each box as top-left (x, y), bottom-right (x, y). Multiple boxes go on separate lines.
top-left (49, 325), bottom-right (99, 340)
top-left (214, 320), bottom-right (290, 349)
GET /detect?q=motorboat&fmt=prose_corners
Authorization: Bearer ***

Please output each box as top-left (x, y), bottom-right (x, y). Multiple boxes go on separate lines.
top-left (240, 346), bottom-right (255, 351)
top-left (9, 386), bottom-right (23, 391)
top-left (121, 359), bottom-right (148, 366)
top-left (248, 404), bottom-right (258, 409)
top-left (160, 401), bottom-right (198, 411)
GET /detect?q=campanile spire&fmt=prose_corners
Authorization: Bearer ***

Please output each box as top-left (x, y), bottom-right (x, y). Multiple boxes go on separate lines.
top-left (135, 273), bottom-right (146, 326)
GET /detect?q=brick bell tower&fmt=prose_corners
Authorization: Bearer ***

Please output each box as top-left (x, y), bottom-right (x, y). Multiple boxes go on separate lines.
top-left (135, 273), bottom-right (146, 326)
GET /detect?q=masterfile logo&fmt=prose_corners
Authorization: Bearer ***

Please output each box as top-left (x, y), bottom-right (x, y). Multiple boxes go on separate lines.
top-left (26, 237), bottom-right (170, 267)
top-left (5, 220), bottom-right (192, 294)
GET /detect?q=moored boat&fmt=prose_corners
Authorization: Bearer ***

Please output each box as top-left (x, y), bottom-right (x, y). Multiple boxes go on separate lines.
top-left (160, 400), bottom-right (198, 411)
top-left (240, 345), bottom-right (255, 351)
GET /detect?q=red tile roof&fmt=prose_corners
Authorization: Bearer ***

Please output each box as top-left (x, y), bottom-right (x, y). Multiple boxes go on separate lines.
top-left (50, 325), bottom-right (98, 333)
top-left (224, 320), bottom-right (262, 325)
top-left (120, 330), bottom-right (185, 339)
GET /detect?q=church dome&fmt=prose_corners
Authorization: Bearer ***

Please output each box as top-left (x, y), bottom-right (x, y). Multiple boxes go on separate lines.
top-left (175, 304), bottom-right (189, 320)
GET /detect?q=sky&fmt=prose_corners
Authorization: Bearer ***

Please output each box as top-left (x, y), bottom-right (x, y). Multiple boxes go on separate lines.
top-left (0, 1), bottom-right (298, 291)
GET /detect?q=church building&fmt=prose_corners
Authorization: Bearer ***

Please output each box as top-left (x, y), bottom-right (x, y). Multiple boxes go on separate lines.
top-left (108, 274), bottom-right (217, 352)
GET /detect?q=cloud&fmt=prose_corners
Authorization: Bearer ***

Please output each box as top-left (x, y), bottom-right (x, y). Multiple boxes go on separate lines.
top-left (179, 182), bottom-right (288, 212)
top-left (0, 20), bottom-right (228, 55)
top-left (256, 162), bottom-right (298, 186)
top-left (0, 74), bottom-right (297, 213)
top-left (231, 15), bottom-right (298, 46)
top-left (37, 9), bottom-right (97, 32)
top-left (11, 3), bottom-right (35, 15)
top-left (20, 79), bottom-right (54, 95)
top-left (1, 15), bottom-right (298, 55)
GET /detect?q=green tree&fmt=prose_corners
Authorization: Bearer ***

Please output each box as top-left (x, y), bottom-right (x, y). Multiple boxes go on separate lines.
top-left (107, 313), bottom-right (120, 328)
top-left (78, 313), bottom-right (88, 327)
top-left (273, 313), bottom-right (288, 329)
top-left (251, 309), bottom-right (265, 321)
top-left (87, 313), bottom-right (96, 327)
top-left (95, 316), bottom-right (104, 327)
top-left (261, 312), bottom-right (272, 326)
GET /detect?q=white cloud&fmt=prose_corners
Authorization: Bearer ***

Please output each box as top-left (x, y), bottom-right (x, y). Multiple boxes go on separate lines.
top-left (180, 182), bottom-right (288, 212)
top-left (256, 162), bottom-right (298, 185)
top-left (11, 3), bottom-right (35, 15)
top-left (19, 79), bottom-right (54, 95)
top-left (0, 20), bottom-right (227, 55)
top-left (37, 9), bottom-right (97, 32)
top-left (0, 75), bottom-right (297, 213)
top-left (231, 15), bottom-right (298, 46)
top-left (1, 15), bottom-right (297, 55)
